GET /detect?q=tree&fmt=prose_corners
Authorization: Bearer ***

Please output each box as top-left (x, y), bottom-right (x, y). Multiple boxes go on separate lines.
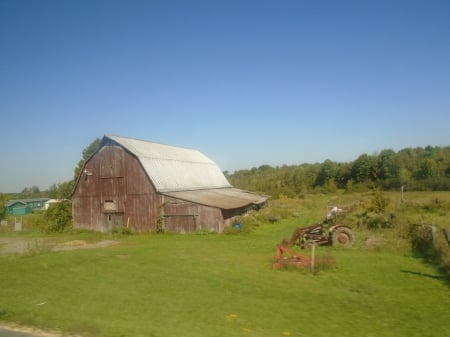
top-left (220, 145), bottom-right (450, 197)
top-left (19, 186), bottom-right (41, 198)
top-left (395, 167), bottom-right (410, 188)
top-left (417, 158), bottom-right (438, 180)
top-left (48, 182), bottom-right (73, 199)
top-left (73, 138), bottom-right (101, 183)
top-left (350, 154), bottom-right (376, 184)
top-left (314, 159), bottom-right (338, 187)
top-left (0, 193), bottom-right (6, 219)
top-left (44, 138), bottom-right (102, 198)
top-left (376, 149), bottom-right (400, 188)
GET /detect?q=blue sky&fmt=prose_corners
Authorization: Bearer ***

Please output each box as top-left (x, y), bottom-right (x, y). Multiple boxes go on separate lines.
top-left (1, 0), bottom-right (449, 192)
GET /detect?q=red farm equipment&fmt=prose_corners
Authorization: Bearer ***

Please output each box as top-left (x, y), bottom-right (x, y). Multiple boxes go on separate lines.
top-left (273, 222), bottom-right (354, 269)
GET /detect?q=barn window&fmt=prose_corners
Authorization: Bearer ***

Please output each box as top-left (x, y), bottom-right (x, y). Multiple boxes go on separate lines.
top-left (104, 200), bottom-right (117, 212)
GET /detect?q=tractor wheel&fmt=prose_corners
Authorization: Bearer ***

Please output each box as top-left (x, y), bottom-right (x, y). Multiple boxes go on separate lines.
top-left (332, 227), bottom-right (354, 248)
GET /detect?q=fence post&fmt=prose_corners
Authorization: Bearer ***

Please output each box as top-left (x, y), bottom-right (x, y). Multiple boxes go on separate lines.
top-left (311, 242), bottom-right (316, 273)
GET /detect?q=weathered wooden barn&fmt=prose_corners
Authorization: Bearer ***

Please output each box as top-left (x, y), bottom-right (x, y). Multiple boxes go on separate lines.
top-left (72, 135), bottom-right (268, 233)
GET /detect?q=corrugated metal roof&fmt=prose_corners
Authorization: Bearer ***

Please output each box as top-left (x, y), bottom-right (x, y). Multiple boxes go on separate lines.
top-left (104, 135), bottom-right (231, 192)
top-left (163, 188), bottom-right (269, 210)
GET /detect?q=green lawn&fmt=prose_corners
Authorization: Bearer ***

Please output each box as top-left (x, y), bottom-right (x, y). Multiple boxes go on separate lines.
top-left (1, 196), bottom-right (449, 337)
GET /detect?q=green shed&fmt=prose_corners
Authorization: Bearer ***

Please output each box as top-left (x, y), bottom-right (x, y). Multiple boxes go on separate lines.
top-left (4, 198), bottom-right (49, 215)
top-left (5, 201), bottom-right (32, 215)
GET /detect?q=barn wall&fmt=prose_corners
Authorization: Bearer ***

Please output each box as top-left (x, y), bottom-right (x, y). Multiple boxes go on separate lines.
top-left (72, 144), bottom-right (255, 233)
top-left (123, 147), bottom-right (161, 231)
top-left (72, 146), bottom-right (161, 232)
top-left (163, 196), bottom-right (225, 233)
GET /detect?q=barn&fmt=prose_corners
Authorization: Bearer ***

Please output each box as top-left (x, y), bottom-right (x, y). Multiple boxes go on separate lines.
top-left (72, 135), bottom-right (269, 233)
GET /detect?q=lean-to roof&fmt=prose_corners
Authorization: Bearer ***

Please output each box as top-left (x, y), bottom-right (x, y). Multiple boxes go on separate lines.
top-left (163, 188), bottom-right (268, 210)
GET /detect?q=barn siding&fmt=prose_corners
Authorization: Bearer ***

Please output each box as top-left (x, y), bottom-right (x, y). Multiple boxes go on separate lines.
top-left (123, 147), bottom-right (160, 231)
top-left (162, 196), bottom-right (225, 233)
top-left (73, 146), bottom-right (161, 232)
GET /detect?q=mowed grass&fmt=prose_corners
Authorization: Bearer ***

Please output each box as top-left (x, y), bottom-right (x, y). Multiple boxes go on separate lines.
top-left (1, 197), bottom-right (450, 337)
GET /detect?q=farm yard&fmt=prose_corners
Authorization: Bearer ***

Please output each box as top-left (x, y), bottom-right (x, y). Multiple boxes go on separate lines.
top-left (2, 0), bottom-right (450, 335)
top-left (0, 192), bottom-right (449, 337)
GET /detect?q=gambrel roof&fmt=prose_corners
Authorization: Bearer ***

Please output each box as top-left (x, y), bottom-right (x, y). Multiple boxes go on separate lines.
top-left (100, 135), bottom-right (268, 209)
top-left (103, 135), bottom-right (231, 192)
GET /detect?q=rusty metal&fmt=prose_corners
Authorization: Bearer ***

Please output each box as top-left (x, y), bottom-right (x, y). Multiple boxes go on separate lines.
top-left (273, 222), bottom-right (354, 268)
top-left (272, 243), bottom-right (311, 269)
top-left (280, 223), bottom-right (354, 249)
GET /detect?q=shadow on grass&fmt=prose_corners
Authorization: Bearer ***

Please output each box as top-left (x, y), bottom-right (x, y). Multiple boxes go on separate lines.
top-left (400, 269), bottom-right (448, 283)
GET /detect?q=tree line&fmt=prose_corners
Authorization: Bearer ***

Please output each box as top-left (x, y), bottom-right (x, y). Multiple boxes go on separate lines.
top-left (226, 145), bottom-right (450, 198)
top-left (4, 142), bottom-right (450, 203)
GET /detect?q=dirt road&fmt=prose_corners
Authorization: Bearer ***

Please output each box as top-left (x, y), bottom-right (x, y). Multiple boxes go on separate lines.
top-left (0, 237), bottom-right (119, 254)
top-left (0, 324), bottom-right (79, 337)
top-left (0, 327), bottom-right (46, 337)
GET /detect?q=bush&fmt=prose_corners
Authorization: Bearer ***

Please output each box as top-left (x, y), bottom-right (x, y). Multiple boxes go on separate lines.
top-left (45, 201), bottom-right (72, 232)
top-left (408, 223), bottom-right (450, 279)
top-left (369, 190), bottom-right (391, 213)
top-left (344, 191), bottom-right (395, 229)
top-left (409, 223), bottom-right (434, 256)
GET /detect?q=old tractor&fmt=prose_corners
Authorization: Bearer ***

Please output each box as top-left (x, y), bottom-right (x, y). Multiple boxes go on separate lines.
top-left (273, 204), bottom-right (354, 269)
top-left (273, 223), bottom-right (354, 269)
top-left (283, 222), bottom-right (354, 249)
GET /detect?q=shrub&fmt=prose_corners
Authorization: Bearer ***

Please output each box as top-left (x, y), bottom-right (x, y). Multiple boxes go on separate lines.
top-left (369, 190), bottom-right (390, 213)
top-left (408, 223), bottom-right (450, 279)
top-left (409, 223), bottom-right (434, 256)
top-left (156, 214), bottom-right (165, 234)
top-left (344, 191), bottom-right (394, 229)
top-left (45, 201), bottom-right (72, 232)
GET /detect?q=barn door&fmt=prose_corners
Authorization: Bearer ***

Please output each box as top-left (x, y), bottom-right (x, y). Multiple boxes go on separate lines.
top-left (104, 213), bottom-right (124, 231)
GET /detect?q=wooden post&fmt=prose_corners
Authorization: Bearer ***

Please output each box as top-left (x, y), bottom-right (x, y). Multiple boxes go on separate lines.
top-left (14, 217), bottom-right (22, 231)
top-left (311, 242), bottom-right (316, 273)
top-left (431, 224), bottom-right (436, 244)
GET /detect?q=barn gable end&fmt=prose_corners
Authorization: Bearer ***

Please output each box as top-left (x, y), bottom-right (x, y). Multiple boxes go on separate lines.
top-left (72, 135), bottom-right (268, 233)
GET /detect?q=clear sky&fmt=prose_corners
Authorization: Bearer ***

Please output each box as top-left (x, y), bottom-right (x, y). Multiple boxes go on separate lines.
top-left (1, 0), bottom-right (449, 193)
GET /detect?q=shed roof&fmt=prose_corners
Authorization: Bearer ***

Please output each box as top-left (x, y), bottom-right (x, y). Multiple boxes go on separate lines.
top-left (5, 200), bottom-right (27, 208)
top-left (5, 198), bottom-right (49, 207)
top-left (102, 135), bottom-right (232, 192)
top-left (163, 188), bottom-right (268, 210)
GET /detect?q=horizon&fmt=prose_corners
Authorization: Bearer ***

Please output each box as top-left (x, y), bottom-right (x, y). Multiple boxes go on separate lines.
top-left (1, 0), bottom-right (449, 192)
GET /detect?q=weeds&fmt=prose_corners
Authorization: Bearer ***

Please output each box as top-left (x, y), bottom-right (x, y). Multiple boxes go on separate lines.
top-left (22, 239), bottom-right (51, 257)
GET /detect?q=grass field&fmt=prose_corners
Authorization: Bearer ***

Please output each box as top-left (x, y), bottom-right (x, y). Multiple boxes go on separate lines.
top-left (1, 192), bottom-right (449, 337)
